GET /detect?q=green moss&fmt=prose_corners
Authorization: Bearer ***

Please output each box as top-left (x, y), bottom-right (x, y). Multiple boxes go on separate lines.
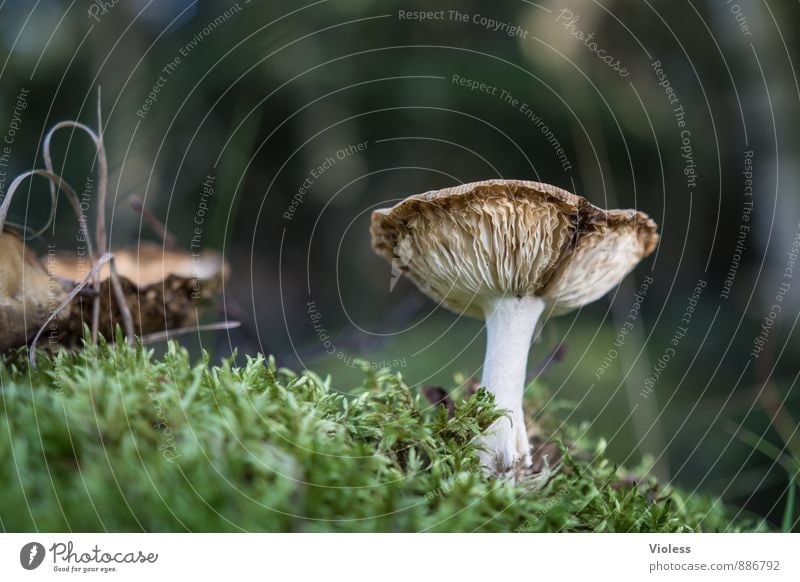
top-left (0, 339), bottom-right (766, 532)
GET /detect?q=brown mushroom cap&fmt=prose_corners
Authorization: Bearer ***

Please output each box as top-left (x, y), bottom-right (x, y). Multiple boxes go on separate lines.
top-left (46, 243), bottom-right (225, 285)
top-left (45, 242), bottom-right (228, 342)
top-left (370, 179), bottom-right (658, 318)
top-left (0, 231), bottom-right (66, 349)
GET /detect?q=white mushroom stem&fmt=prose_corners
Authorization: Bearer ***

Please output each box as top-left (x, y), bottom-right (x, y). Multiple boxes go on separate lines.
top-left (478, 295), bottom-right (546, 474)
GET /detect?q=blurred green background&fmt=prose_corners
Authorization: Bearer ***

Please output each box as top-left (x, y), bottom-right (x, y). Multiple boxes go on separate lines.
top-left (1, 0), bottom-right (798, 526)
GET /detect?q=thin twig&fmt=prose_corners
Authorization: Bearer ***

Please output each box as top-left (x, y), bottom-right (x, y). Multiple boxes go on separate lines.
top-left (108, 258), bottom-right (135, 346)
top-left (93, 89), bottom-right (134, 347)
top-left (29, 252), bottom-right (113, 367)
top-left (0, 170), bottom-right (54, 232)
top-left (140, 321), bottom-right (241, 345)
top-left (129, 195), bottom-right (177, 249)
top-left (95, 87), bottom-right (107, 255)
top-left (42, 91), bottom-right (110, 344)
top-left (43, 119), bottom-right (104, 342)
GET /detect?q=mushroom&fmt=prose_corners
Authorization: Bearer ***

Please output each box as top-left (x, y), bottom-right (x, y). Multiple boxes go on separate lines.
top-left (0, 231), bottom-right (67, 351)
top-left (46, 242), bottom-right (228, 343)
top-left (370, 179), bottom-right (658, 474)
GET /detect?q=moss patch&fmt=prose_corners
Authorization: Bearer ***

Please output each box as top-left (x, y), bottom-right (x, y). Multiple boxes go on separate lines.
top-left (0, 339), bottom-right (765, 532)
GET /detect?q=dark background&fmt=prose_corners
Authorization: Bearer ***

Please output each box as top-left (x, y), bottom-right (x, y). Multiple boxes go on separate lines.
top-left (1, 0), bottom-right (798, 526)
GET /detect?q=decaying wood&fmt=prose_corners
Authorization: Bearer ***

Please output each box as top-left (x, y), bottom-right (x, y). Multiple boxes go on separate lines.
top-left (46, 242), bottom-right (228, 343)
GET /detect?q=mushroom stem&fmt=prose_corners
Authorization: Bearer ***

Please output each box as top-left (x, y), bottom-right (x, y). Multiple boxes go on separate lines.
top-left (479, 295), bottom-right (545, 474)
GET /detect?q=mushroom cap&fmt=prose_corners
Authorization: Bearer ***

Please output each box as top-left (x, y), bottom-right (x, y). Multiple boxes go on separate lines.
top-left (370, 179), bottom-right (658, 319)
top-left (0, 231), bottom-right (67, 349)
top-left (44, 242), bottom-right (228, 342)
top-left (47, 242), bottom-right (226, 286)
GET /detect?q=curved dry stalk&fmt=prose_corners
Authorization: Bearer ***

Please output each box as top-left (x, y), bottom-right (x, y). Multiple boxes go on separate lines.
top-left (0, 170), bottom-right (56, 232)
top-left (42, 90), bottom-right (111, 344)
top-left (96, 86), bottom-right (107, 253)
top-left (97, 93), bottom-right (136, 346)
top-left (43, 124), bottom-right (107, 253)
top-left (29, 252), bottom-right (113, 367)
top-left (129, 195), bottom-right (177, 249)
top-left (0, 169), bottom-right (95, 259)
top-left (108, 258), bottom-right (135, 346)
top-left (0, 183), bottom-right (57, 241)
top-left (140, 321), bottom-right (241, 345)
top-left (4, 220), bottom-right (53, 241)
top-left (43, 120), bottom-right (105, 342)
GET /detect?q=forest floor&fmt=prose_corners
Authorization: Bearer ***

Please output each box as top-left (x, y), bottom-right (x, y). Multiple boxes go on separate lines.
top-left (0, 338), bottom-right (766, 532)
